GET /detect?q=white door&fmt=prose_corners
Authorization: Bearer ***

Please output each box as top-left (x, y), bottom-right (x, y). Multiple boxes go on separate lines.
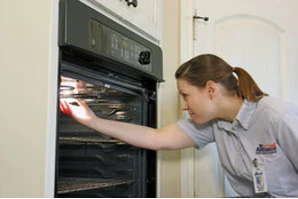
top-left (185, 0), bottom-right (298, 197)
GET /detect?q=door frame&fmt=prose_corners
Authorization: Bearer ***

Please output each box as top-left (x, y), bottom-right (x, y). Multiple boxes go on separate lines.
top-left (180, 0), bottom-right (196, 197)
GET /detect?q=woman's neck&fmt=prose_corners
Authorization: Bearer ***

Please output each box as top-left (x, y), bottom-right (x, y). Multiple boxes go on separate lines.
top-left (219, 96), bottom-right (243, 122)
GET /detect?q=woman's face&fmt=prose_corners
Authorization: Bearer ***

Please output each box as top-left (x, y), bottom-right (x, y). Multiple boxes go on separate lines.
top-left (177, 78), bottom-right (216, 124)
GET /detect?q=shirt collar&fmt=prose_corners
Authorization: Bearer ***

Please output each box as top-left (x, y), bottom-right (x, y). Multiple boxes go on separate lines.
top-left (236, 99), bottom-right (256, 130)
top-left (218, 99), bottom-right (257, 131)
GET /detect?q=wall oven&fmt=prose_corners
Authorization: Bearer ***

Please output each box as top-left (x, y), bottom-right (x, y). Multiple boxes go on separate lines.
top-left (56, 0), bottom-right (163, 197)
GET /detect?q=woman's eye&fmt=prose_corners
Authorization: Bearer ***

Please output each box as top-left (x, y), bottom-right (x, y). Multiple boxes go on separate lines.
top-left (182, 94), bottom-right (188, 99)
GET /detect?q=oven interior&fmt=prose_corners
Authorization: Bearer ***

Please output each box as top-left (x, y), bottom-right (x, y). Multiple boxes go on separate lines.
top-left (56, 56), bottom-right (158, 198)
top-left (57, 75), bottom-right (149, 197)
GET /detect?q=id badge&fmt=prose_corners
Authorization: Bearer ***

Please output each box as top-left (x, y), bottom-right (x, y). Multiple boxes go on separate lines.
top-left (252, 158), bottom-right (268, 194)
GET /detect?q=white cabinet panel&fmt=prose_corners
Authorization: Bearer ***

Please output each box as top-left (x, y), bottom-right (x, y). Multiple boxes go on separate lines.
top-left (123, 0), bottom-right (162, 42)
top-left (91, 0), bottom-right (162, 42)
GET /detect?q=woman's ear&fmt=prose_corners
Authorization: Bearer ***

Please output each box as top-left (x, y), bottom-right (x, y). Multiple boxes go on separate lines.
top-left (205, 80), bottom-right (216, 99)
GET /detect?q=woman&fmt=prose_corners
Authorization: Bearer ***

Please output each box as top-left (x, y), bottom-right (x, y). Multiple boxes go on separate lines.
top-left (60, 54), bottom-right (298, 197)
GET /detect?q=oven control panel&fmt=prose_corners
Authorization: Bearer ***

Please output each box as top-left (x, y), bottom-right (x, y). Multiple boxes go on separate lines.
top-left (91, 19), bottom-right (153, 73)
top-left (59, 0), bottom-right (163, 81)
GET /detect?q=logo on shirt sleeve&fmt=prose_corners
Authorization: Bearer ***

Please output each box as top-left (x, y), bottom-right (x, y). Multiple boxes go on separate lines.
top-left (256, 142), bottom-right (277, 155)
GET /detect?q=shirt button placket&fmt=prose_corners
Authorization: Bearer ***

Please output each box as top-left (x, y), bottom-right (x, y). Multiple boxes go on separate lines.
top-left (233, 126), bottom-right (244, 175)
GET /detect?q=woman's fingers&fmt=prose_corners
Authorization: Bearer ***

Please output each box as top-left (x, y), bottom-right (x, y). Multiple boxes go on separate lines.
top-left (59, 99), bottom-right (71, 116)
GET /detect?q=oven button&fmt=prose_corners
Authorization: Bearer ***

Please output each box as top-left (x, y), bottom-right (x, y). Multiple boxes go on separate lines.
top-left (139, 50), bottom-right (151, 65)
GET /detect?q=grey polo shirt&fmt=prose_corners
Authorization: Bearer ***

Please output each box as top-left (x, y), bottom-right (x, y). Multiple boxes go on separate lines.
top-left (177, 96), bottom-right (298, 197)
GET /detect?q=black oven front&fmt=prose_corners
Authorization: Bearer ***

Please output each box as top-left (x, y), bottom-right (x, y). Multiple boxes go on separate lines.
top-left (56, 0), bottom-right (163, 198)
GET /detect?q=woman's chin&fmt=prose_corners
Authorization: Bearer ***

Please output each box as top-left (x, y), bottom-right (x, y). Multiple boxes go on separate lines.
top-left (193, 117), bottom-right (209, 125)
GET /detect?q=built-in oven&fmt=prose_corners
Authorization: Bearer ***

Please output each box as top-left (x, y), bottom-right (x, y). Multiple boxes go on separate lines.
top-left (55, 0), bottom-right (163, 197)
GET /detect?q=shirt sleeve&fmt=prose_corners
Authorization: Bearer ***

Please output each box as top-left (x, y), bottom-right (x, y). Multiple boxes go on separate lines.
top-left (177, 118), bottom-right (215, 149)
top-left (271, 103), bottom-right (298, 172)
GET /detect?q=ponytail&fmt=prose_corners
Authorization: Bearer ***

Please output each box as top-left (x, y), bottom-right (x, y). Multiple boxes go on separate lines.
top-left (233, 67), bottom-right (267, 102)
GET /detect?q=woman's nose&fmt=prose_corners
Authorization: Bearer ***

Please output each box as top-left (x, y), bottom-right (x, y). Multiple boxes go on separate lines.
top-left (181, 101), bottom-right (188, 111)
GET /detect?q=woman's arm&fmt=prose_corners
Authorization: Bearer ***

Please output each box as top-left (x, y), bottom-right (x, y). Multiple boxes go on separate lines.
top-left (60, 99), bottom-right (195, 150)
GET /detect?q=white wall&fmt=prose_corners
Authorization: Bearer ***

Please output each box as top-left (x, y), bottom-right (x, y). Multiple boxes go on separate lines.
top-left (0, 0), bottom-right (56, 197)
top-left (158, 0), bottom-right (183, 197)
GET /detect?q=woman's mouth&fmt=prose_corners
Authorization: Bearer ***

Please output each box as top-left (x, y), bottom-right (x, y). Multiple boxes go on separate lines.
top-left (188, 112), bottom-right (194, 117)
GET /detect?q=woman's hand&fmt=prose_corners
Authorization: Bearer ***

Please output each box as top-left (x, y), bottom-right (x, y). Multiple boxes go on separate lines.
top-left (59, 98), bottom-right (97, 126)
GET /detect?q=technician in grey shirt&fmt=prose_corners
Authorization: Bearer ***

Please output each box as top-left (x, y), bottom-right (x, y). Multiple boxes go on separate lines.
top-left (60, 54), bottom-right (298, 197)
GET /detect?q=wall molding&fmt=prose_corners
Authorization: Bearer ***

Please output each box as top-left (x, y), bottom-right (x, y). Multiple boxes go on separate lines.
top-left (180, 0), bottom-right (195, 197)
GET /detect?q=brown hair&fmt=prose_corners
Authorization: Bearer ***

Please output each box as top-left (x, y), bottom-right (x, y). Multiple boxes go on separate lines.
top-left (175, 54), bottom-right (267, 102)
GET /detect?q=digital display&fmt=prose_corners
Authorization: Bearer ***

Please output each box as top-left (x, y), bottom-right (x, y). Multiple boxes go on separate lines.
top-left (91, 19), bottom-right (152, 73)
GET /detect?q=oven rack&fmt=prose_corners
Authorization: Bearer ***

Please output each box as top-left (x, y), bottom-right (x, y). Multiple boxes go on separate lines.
top-left (57, 177), bottom-right (134, 194)
top-left (59, 136), bottom-right (124, 143)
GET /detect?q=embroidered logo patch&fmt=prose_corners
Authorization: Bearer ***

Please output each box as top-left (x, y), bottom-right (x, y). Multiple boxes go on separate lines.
top-left (256, 142), bottom-right (277, 155)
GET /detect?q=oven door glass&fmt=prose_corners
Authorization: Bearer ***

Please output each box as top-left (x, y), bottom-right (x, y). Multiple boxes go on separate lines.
top-left (56, 67), bottom-right (149, 198)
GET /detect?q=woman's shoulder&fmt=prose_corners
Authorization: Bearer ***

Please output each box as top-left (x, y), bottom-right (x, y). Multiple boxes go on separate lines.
top-left (257, 96), bottom-right (298, 118)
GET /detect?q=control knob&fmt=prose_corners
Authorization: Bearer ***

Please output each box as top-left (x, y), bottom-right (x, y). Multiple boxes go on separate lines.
top-left (139, 50), bottom-right (151, 65)
top-left (125, 0), bottom-right (138, 7)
